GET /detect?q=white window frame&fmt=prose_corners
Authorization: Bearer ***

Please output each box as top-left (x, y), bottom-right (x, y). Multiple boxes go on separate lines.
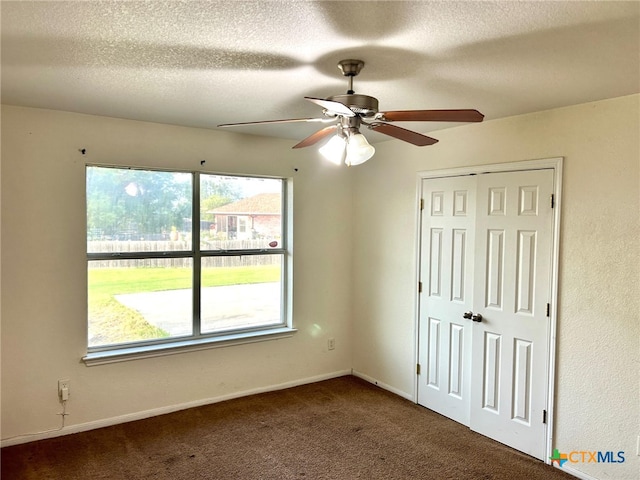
top-left (83, 166), bottom-right (295, 366)
top-left (238, 216), bottom-right (248, 234)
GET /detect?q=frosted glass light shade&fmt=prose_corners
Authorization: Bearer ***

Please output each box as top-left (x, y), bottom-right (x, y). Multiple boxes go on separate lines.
top-left (345, 133), bottom-right (375, 166)
top-left (319, 135), bottom-right (347, 165)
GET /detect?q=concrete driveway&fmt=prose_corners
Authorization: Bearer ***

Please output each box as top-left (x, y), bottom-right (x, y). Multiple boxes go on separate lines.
top-left (115, 282), bottom-right (281, 336)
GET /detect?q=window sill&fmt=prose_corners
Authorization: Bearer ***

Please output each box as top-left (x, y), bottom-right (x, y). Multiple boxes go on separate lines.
top-left (82, 327), bottom-right (297, 366)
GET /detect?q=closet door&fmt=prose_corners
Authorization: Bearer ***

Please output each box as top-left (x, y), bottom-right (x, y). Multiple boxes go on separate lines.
top-left (418, 169), bottom-right (554, 460)
top-left (469, 169), bottom-right (554, 459)
top-left (417, 175), bottom-right (476, 426)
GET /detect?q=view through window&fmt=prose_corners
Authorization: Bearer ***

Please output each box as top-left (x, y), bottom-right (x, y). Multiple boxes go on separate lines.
top-left (87, 166), bottom-right (287, 350)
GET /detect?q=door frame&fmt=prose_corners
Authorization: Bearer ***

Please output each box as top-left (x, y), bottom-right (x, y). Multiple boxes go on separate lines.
top-left (414, 157), bottom-right (563, 465)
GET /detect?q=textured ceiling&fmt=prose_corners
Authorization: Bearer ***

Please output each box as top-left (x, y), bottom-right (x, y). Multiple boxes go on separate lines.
top-left (2, 1), bottom-right (639, 144)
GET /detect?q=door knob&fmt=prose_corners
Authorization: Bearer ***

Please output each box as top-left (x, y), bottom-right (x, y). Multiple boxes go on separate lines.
top-left (471, 313), bottom-right (483, 323)
top-left (463, 311), bottom-right (473, 319)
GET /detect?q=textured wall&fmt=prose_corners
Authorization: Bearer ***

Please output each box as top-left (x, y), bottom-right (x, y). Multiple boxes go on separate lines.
top-left (352, 95), bottom-right (639, 480)
top-left (1, 105), bottom-right (353, 440)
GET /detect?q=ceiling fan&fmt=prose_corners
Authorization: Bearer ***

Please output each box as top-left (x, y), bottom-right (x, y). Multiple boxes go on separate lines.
top-left (218, 59), bottom-right (484, 165)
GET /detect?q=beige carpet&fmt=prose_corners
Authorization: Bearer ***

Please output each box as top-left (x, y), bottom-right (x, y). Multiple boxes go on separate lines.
top-left (1, 376), bottom-right (574, 479)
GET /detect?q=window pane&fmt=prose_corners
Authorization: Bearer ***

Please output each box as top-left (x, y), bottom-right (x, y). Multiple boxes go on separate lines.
top-left (86, 167), bottom-right (289, 354)
top-left (88, 258), bottom-right (193, 347)
top-left (87, 166), bottom-right (192, 253)
top-left (200, 174), bottom-right (282, 250)
top-left (201, 255), bottom-right (283, 334)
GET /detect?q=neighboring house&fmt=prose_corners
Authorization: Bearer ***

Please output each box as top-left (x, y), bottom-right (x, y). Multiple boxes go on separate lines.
top-left (208, 193), bottom-right (281, 240)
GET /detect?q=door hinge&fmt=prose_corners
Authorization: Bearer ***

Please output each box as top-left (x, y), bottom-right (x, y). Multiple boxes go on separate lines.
top-left (543, 409), bottom-right (547, 424)
top-left (417, 364), bottom-right (421, 375)
top-left (546, 303), bottom-right (550, 317)
top-left (420, 198), bottom-right (424, 210)
top-left (418, 281), bottom-right (423, 293)
top-left (550, 194), bottom-right (555, 208)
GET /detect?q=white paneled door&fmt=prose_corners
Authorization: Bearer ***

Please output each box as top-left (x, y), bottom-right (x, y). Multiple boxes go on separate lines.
top-left (417, 176), bottom-right (477, 426)
top-left (417, 169), bottom-right (554, 460)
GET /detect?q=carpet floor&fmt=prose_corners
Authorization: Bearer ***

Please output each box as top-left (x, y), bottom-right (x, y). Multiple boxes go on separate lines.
top-left (1, 375), bottom-right (575, 479)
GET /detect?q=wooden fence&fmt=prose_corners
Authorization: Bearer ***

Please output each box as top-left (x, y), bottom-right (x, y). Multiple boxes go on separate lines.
top-left (88, 240), bottom-right (282, 268)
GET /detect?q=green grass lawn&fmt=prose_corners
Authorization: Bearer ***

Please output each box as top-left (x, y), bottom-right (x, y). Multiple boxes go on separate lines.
top-left (90, 264), bottom-right (280, 296)
top-left (88, 265), bottom-right (280, 347)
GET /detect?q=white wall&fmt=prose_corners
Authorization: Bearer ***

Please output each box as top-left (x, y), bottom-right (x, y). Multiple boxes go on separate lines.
top-left (1, 106), bottom-right (353, 440)
top-left (351, 94), bottom-right (639, 479)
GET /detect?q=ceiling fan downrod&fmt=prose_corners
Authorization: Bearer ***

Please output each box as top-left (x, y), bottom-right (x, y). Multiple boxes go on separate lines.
top-left (337, 59), bottom-right (364, 94)
top-left (329, 59), bottom-right (379, 117)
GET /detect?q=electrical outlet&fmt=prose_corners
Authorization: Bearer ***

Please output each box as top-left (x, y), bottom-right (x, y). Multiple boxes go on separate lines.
top-left (58, 379), bottom-right (70, 401)
top-left (328, 338), bottom-right (335, 350)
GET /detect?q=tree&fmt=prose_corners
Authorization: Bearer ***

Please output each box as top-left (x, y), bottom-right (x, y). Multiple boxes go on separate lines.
top-left (87, 166), bottom-right (191, 239)
top-left (86, 167), bottom-right (244, 240)
top-left (200, 174), bottom-right (242, 222)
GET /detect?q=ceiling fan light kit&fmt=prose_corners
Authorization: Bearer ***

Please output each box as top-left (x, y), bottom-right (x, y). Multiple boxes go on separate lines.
top-left (319, 135), bottom-right (347, 165)
top-left (319, 128), bottom-right (376, 167)
top-left (345, 132), bottom-right (375, 166)
top-left (218, 59), bottom-right (484, 166)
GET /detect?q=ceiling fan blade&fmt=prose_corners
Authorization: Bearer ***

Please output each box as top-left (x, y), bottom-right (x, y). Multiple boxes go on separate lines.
top-left (368, 122), bottom-right (439, 146)
top-left (304, 97), bottom-right (356, 117)
top-left (292, 125), bottom-right (339, 149)
top-left (380, 109), bottom-right (484, 123)
top-left (218, 117), bottom-right (335, 128)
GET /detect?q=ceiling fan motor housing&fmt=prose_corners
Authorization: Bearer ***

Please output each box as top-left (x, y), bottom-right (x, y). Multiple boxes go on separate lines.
top-left (328, 94), bottom-right (379, 117)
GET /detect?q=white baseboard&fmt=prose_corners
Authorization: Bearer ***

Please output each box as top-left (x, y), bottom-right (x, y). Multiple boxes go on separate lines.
top-left (351, 370), bottom-right (414, 402)
top-left (1, 370), bottom-right (352, 447)
top-left (554, 464), bottom-right (598, 480)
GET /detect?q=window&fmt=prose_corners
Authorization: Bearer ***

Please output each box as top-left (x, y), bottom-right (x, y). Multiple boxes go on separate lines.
top-left (85, 166), bottom-right (291, 361)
